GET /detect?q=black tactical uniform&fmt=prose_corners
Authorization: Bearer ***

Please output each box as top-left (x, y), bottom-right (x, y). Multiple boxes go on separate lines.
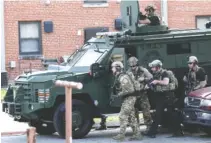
top-left (148, 15), bottom-right (160, 26)
top-left (145, 60), bottom-right (183, 138)
top-left (144, 5), bottom-right (160, 26)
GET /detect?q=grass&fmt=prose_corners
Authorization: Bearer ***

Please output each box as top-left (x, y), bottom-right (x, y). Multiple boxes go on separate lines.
top-left (1, 89), bottom-right (7, 101)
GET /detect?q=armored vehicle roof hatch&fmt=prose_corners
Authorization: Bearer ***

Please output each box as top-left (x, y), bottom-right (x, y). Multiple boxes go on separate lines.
top-left (120, 0), bottom-right (169, 35)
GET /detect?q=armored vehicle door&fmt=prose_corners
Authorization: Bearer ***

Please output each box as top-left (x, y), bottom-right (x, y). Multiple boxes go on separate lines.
top-left (120, 0), bottom-right (139, 33)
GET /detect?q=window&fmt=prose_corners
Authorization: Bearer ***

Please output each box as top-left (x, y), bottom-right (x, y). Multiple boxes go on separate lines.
top-left (19, 21), bottom-right (42, 56)
top-left (167, 43), bottom-right (191, 55)
top-left (84, 0), bottom-right (107, 4)
top-left (125, 46), bottom-right (137, 58)
top-left (196, 16), bottom-right (211, 29)
top-left (74, 48), bottom-right (108, 67)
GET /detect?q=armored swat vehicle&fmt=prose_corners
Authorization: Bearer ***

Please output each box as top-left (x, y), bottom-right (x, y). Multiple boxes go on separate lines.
top-left (2, 0), bottom-right (211, 139)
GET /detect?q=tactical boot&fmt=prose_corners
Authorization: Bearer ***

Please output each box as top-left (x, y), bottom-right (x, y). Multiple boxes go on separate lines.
top-left (129, 133), bottom-right (143, 141)
top-left (170, 130), bottom-right (184, 137)
top-left (95, 124), bottom-right (107, 130)
top-left (96, 116), bottom-right (107, 130)
top-left (130, 125), bottom-right (143, 140)
top-left (112, 134), bottom-right (125, 141)
top-left (142, 130), bottom-right (156, 138)
top-left (143, 132), bottom-right (156, 138)
top-left (142, 125), bottom-right (151, 135)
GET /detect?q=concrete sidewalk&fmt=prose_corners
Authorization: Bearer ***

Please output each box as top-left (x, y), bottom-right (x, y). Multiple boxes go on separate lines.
top-left (0, 104), bottom-right (29, 134)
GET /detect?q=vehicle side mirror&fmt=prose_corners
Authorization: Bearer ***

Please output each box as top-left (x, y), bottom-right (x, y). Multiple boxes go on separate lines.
top-left (90, 63), bottom-right (105, 78)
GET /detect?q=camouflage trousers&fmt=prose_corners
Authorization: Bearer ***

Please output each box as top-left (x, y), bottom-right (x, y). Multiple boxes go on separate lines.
top-left (135, 92), bottom-right (152, 129)
top-left (119, 96), bottom-right (140, 136)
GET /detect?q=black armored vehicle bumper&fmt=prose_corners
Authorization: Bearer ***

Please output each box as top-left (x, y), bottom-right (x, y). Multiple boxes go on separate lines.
top-left (2, 102), bottom-right (21, 116)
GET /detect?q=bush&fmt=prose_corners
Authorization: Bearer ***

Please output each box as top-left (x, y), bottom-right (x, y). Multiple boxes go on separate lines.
top-left (1, 89), bottom-right (7, 101)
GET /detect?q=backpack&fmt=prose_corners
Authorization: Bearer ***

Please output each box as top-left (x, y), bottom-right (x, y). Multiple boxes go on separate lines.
top-left (165, 70), bottom-right (178, 90)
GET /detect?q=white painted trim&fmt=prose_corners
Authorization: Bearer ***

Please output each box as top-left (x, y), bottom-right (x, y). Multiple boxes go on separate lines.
top-left (83, 3), bottom-right (109, 8)
top-left (161, 0), bottom-right (168, 26)
top-left (1, 0), bottom-right (6, 72)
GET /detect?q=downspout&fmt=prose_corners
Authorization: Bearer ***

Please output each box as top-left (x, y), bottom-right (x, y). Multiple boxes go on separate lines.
top-left (160, 0), bottom-right (168, 26)
top-left (1, 0), bottom-right (8, 87)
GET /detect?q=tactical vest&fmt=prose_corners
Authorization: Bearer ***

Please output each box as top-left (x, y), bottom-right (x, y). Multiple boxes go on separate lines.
top-left (128, 66), bottom-right (146, 91)
top-left (186, 67), bottom-right (202, 93)
top-left (112, 73), bottom-right (123, 95)
top-left (126, 71), bottom-right (141, 91)
top-left (166, 70), bottom-right (178, 90)
top-left (112, 72), bottom-right (136, 95)
top-left (154, 69), bottom-right (177, 92)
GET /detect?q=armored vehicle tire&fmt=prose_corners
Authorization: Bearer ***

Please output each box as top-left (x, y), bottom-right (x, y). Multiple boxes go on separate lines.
top-left (29, 121), bottom-right (55, 135)
top-left (183, 123), bottom-right (200, 133)
top-left (203, 127), bottom-right (211, 136)
top-left (53, 99), bottom-right (93, 139)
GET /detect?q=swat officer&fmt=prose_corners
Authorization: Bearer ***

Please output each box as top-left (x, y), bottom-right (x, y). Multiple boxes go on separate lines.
top-left (127, 57), bottom-right (153, 133)
top-left (144, 60), bottom-right (182, 138)
top-left (110, 61), bottom-right (142, 141)
top-left (183, 56), bottom-right (207, 96)
top-left (139, 5), bottom-right (160, 26)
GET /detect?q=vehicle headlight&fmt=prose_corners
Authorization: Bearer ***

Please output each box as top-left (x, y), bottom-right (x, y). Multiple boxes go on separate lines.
top-left (36, 89), bottom-right (50, 103)
top-left (200, 99), bottom-right (211, 110)
top-left (184, 97), bottom-right (188, 104)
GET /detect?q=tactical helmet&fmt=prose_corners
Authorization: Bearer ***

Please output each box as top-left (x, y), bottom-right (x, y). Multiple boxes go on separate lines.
top-left (188, 56), bottom-right (198, 64)
top-left (111, 61), bottom-right (124, 71)
top-left (145, 5), bottom-right (155, 12)
top-left (128, 56), bottom-right (138, 67)
top-left (149, 59), bottom-right (162, 68)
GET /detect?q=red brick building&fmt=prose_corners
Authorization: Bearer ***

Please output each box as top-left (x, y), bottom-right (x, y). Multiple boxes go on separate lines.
top-left (1, 0), bottom-right (211, 85)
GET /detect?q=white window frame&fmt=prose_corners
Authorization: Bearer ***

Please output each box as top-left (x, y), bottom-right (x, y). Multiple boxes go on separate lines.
top-left (18, 21), bottom-right (42, 56)
top-left (83, 0), bottom-right (108, 7)
top-left (196, 15), bottom-right (211, 29)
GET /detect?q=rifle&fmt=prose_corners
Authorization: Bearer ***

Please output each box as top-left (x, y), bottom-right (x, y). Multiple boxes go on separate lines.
top-left (146, 71), bottom-right (162, 90)
top-left (146, 78), bottom-right (155, 90)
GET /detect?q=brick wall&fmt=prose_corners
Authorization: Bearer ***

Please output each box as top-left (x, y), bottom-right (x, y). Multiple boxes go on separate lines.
top-left (168, 1), bottom-right (211, 29)
top-left (5, 0), bottom-right (211, 81)
top-left (4, 0), bottom-right (161, 81)
top-left (4, 1), bottom-right (120, 81)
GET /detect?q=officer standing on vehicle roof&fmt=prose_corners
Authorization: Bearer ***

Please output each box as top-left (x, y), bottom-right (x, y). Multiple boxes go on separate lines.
top-left (139, 5), bottom-right (160, 26)
top-left (183, 56), bottom-right (207, 103)
top-left (110, 61), bottom-right (143, 141)
top-left (127, 56), bottom-right (153, 133)
top-left (144, 60), bottom-right (183, 138)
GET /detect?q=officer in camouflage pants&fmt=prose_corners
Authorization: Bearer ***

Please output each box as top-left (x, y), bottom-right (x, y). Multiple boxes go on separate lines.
top-left (127, 57), bottom-right (153, 133)
top-left (110, 61), bottom-right (142, 141)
